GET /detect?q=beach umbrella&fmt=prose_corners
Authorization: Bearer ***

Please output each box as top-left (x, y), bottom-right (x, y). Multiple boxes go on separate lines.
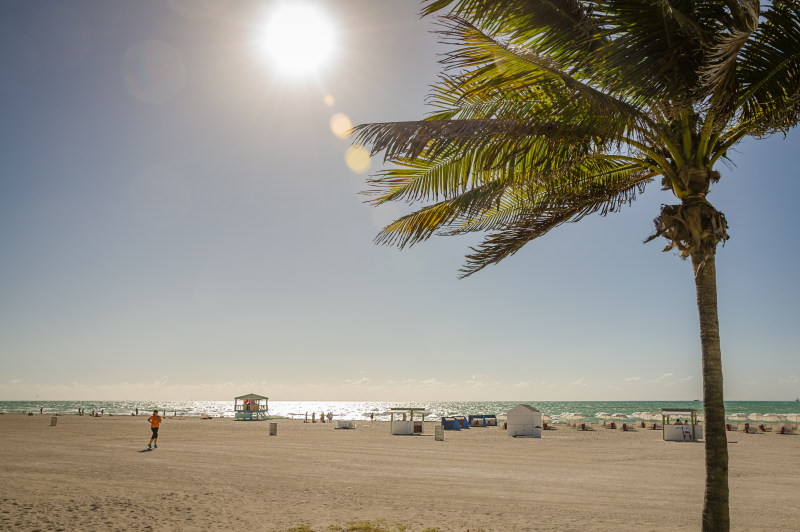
top-left (747, 413), bottom-right (761, 421)
top-left (610, 413), bottom-right (629, 419)
top-left (761, 413), bottom-right (786, 423)
top-left (785, 413), bottom-right (799, 422)
top-left (595, 412), bottom-right (610, 419)
top-left (727, 413), bottom-right (748, 421)
top-left (542, 414), bottom-right (552, 422)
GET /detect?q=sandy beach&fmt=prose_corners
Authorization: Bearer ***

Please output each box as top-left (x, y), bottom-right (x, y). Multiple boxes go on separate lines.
top-left (0, 413), bottom-right (797, 531)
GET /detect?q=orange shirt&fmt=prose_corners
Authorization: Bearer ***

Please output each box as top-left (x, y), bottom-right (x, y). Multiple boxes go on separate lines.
top-left (148, 415), bottom-right (162, 428)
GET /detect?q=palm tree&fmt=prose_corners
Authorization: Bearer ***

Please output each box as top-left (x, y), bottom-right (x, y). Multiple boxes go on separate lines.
top-left (351, 1), bottom-right (800, 529)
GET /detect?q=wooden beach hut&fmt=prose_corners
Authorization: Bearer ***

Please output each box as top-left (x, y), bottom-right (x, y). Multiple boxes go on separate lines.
top-left (506, 404), bottom-right (543, 437)
top-left (389, 407), bottom-right (430, 435)
top-left (234, 393), bottom-right (269, 421)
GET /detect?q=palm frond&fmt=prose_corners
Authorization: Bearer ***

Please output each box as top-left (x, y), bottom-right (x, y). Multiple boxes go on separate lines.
top-left (700, 0), bottom-right (760, 114)
top-left (732, 1), bottom-right (800, 134)
top-left (373, 180), bottom-right (510, 248)
top-left (432, 15), bottom-right (650, 131)
top-left (422, 0), bottom-right (603, 60)
top-left (458, 167), bottom-right (652, 277)
top-left (352, 118), bottom-right (605, 168)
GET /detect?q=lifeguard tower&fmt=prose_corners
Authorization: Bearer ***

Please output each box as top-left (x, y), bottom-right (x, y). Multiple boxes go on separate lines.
top-left (234, 393), bottom-right (269, 421)
top-left (660, 408), bottom-right (703, 441)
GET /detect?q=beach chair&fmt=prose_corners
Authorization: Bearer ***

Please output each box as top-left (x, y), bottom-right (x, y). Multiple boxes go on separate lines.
top-left (201, 413), bottom-right (212, 420)
top-left (725, 423), bottom-right (731, 431)
top-left (758, 424), bottom-right (768, 433)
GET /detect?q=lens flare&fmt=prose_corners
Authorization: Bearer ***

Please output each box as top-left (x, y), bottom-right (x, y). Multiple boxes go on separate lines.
top-left (122, 39), bottom-right (185, 104)
top-left (323, 94), bottom-right (335, 107)
top-left (345, 145), bottom-right (371, 174)
top-left (329, 113), bottom-right (352, 139)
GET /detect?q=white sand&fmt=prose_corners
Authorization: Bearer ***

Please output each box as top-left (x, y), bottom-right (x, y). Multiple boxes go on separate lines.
top-left (0, 414), bottom-right (797, 531)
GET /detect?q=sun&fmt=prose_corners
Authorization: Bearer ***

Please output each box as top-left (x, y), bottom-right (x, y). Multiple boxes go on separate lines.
top-left (259, 2), bottom-right (336, 78)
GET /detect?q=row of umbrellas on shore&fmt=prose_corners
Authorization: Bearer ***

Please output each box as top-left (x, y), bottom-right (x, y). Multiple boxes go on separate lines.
top-left (556, 412), bottom-right (666, 422)
top-left (555, 412), bottom-right (800, 425)
top-left (726, 413), bottom-right (799, 424)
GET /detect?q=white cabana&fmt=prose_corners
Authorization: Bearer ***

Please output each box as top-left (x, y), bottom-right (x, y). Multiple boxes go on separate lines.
top-left (506, 404), bottom-right (543, 437)
top-left (661, 409), bottom-right (703, 442)
top-left (389, 407), bottom-right (430, 435)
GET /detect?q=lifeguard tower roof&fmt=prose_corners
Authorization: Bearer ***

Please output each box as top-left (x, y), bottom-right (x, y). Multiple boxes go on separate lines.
top-left (235, 393), bottom-right (268, 400)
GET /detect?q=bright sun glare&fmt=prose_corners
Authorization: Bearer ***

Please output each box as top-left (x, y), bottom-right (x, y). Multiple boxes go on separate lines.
top-left (260, 3), bottom-right (336, 78)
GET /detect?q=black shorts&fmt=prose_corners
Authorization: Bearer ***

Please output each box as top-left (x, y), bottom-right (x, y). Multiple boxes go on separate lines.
top-left (151, 427), bottom-right (159, 438)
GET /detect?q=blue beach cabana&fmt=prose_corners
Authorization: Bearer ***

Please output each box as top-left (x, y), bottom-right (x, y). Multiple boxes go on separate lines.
top-left (468, 414), bottom-right (498, 427)
top-left (441, 417), bottom-right (461, 430)
top-left (234, 393), bottom-right (269, 421)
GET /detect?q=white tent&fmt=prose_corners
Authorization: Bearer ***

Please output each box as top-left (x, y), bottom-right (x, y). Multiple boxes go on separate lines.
top-left (506, 404), bottom-right (543, 437)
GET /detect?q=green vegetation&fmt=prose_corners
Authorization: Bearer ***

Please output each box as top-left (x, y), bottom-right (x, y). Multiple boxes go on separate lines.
top-left (352, 2), bottom-right (800, 530)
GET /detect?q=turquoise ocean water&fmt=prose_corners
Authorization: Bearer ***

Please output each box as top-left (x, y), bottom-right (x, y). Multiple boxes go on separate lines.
top-left (2, 400), bottom-right (798, 420)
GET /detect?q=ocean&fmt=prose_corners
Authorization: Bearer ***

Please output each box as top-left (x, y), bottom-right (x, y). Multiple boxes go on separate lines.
top-left (2, 399), bottom-right (798, 421)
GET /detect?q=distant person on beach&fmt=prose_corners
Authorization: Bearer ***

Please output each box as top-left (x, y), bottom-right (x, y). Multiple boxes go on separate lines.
top-left (327, 412), bottom-right (332, 423)
top-left (135, 407), bottom-right (138, 416)
top-left (147, 410), bottom-right (162, 449)
top-left (40, 407), bottom-right (43, 414)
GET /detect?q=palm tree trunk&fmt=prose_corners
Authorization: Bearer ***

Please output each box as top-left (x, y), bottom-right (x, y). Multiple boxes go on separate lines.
top-left (692, 253), bottom-right (730, 531)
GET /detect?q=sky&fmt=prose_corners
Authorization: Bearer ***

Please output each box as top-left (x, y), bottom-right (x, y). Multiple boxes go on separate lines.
top-left (1, 0), bottom-right (798, 402)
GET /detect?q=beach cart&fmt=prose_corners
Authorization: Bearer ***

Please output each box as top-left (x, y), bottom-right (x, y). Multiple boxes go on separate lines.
top-left (234, 393), bottom-right (269, 421)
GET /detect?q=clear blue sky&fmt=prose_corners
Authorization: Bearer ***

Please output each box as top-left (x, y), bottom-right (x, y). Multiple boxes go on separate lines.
top-left (1, 1), bottom-right (798, 402)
